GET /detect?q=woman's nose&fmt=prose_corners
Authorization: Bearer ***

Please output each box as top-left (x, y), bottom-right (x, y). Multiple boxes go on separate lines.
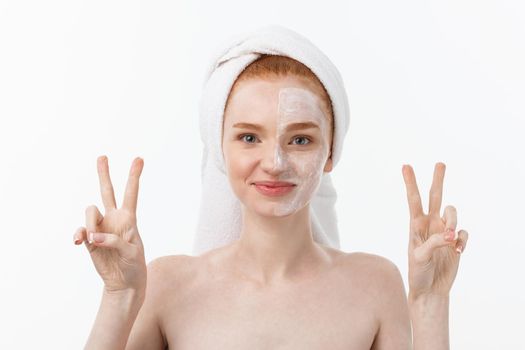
top-left (260, 142), bottom-right (287, 175)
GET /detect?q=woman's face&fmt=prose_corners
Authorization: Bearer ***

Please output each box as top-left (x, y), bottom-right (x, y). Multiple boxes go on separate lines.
top-left (222, 75), bottom-right (333, 217)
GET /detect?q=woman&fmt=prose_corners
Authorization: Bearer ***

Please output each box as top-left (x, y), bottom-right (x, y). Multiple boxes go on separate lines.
top-left (73, 26), bottom-right (468, 349)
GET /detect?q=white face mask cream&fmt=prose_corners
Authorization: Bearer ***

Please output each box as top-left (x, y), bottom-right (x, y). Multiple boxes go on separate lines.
top-left (268, 87), bottom-right (330, 216)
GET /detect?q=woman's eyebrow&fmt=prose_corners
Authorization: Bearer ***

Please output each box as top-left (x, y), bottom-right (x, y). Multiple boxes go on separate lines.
top-left (232, 122), bottom-right (320, 131)
top-left (232, 122), bottom-right (264, 131)
top-left (285, 122), bottom-right (320, 131)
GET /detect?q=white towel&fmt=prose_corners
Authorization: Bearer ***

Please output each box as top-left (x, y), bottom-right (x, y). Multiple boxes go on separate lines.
top-left (192, 25), bottom-right (350, 256)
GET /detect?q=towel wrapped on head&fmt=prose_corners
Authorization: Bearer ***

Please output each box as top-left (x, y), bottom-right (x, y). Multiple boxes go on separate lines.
top-left (193, 25), bottom-right (350, 256)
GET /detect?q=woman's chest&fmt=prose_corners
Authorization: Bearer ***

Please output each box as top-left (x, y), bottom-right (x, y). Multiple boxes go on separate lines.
top-left (160, 273), bottom-right (379, 350)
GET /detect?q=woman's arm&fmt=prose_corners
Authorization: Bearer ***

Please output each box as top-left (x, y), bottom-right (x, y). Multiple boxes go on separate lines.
top-left (408, 293), bottom-right (449, 350)
top-left (85, 288), bottom-right (145, 349)
top-left (85, 257), bottom-right (168, 350)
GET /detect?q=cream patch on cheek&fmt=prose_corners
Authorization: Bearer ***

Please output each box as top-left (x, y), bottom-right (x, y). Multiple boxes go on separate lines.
top-left (272, 87), bottom-right (330, 216)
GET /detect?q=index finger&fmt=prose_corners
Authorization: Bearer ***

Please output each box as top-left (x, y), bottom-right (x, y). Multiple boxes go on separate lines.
top-left (402, 164), bottom-right (424, 219)
top-left (97, 155), bottom-right (117, 212)
top-left (121, 157), bottom-right (144, 213)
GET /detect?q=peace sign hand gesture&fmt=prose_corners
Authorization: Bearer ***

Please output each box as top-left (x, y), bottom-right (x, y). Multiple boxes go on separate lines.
top-left (73, 156), bottom-right (147, 294)
top-left (402, 163), bottom-right (469, 300)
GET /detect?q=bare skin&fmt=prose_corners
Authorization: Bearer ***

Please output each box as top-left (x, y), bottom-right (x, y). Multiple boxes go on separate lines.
top-left (74, 75), bottom-right (468, 349)
top-left (127, 246), bottom-right (410, 350)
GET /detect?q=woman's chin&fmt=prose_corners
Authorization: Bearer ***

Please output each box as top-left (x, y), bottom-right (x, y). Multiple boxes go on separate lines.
top-left (243, 201), bottom-right (305, 218)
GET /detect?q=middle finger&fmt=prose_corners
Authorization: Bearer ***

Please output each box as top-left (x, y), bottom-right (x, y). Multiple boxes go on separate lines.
top-left (428, 162), bottom-right (446, 216)
top-left (121, 157), bottom-right (144, 213)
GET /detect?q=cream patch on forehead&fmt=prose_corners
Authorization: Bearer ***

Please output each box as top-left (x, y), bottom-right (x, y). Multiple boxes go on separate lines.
top-left (277, 87), bottom-right (327, 122)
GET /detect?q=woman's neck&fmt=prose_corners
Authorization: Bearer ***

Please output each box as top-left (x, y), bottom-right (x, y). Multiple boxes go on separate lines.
top-left (229, 205), bottom-right (329, 286)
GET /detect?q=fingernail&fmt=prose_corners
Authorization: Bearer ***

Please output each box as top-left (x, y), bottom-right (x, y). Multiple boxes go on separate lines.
top-left (456, 245), bottom-right (463, 254)
top-left (88, 232), bottom-right (94, 244)
top-left (74, 236), bottom-right (82, 244)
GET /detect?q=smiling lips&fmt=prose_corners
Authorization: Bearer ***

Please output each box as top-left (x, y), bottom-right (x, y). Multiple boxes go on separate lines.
top-left (252, 181), bottom-right (296, 196)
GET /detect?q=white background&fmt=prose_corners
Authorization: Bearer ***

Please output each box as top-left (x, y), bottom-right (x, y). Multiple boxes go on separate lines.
top-left (1, 0), bottom-right (524, 348)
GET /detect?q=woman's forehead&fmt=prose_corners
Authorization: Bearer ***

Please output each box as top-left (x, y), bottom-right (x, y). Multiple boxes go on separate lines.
top-left (224, 78), bottom-right (327, 125)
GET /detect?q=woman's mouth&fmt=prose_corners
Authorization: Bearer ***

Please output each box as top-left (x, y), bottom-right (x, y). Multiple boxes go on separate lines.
top-left (252, 181), bottom-right (296, 197)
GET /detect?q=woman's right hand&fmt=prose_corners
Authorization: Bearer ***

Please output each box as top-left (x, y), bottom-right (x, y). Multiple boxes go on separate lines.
top-left (73, 155), bottom-right (147, 295)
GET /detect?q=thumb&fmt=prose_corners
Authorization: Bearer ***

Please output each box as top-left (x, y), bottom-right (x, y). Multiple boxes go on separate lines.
top-left (414, 230), bottom-right (456, 265)
top-left (88, 232), bottom-right (134, 260)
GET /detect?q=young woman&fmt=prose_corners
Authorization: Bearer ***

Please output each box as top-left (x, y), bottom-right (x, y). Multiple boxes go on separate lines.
top-left (73, 29), bottom-right (468, 350)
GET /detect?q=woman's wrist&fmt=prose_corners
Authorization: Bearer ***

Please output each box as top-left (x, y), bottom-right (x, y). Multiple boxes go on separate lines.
top-left (102, 287), bottom-right (145, 313)
top-left (408, 292), bottom-right (450, 350)
top-left (408, 291), bottom-right (449, 305)
top-left (103, 285), bottom-right (145, 299)
top-left (408, 292), bottom-right (449, 322)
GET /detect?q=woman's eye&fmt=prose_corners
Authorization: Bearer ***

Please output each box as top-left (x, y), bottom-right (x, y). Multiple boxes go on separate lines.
top-left (240, 134), bottom-right (258, 143)
top-left (291, 136), bottom-right (311, 145)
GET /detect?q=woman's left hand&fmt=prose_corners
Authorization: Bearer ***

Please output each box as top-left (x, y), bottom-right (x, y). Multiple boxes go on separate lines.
top-left (402, 162), bottom-right (469, 300)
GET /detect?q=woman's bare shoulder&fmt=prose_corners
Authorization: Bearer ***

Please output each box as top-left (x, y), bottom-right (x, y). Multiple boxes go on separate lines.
top-left (146, 254), bottom-right (200, 288)
top-left (147, 254), bottom-right (195, 269)
top-left (148, 253), bottom-right (200, 270)
top-left (342, 251), bottom-right (399, 268)
top-left (337, 251), bottom-right (403, 287)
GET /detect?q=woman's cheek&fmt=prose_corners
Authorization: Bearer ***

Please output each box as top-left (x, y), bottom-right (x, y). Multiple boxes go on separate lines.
top-left (227, 150), bottom-right (257, 193)
top-left (292, 148), bottom-right (326, 180)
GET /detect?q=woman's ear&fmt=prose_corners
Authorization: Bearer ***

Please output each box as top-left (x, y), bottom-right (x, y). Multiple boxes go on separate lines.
top-left (323, 155), bottom-right (333, 173)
